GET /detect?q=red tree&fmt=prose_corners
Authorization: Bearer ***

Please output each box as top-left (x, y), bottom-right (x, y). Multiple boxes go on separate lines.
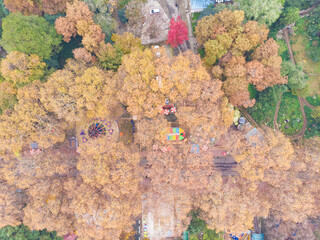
top-left (166, 16), bottom-right (189, 48)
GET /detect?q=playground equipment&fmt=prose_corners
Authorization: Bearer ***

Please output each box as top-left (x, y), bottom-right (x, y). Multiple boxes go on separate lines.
top-left (161, 127), bottom-right (185, 142)
top-left (78, 118), bottom-right (119, 143)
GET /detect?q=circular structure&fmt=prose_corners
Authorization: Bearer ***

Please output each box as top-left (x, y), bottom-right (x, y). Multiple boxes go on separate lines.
top-left (88, 123), bottom-right (107, 138)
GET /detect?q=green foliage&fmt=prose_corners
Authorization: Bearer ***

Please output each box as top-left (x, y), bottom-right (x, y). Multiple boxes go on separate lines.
top-left (277, 91), bottom-right (303, 135)
top-left (306, 44), bottom-right (320, 62)
top-left (1, 13), bottom-right (62, 59)
top-left (277, 39), bottom-right (290, 61)
top-left (44, 13), bottom-right (65, 25)
top-left (279, 7), bottom-right (300, 26)
top-left (0, 91), bottom-right (17, 115)
top-left (284, 0), bottom-right (317, 10)
top-left (118, 0), bottom-right (132, 9)
top-left (248, 84), bottom-right (258, 99)
top-left (198, 48), bottom-right (205, 58)
top-left (311, 106), bottom-right (320, 121)
top-left (236, 0), bottom-right (283, 25)
top-left (98, 44), bottom-right (123, 71)
top-left (118, 7), bottom-right (128, 23)
top-left (93, 13), bottom-right (117, 43)
top-left (187, 211), bottom-right (206, 235)
top-left (202, 228), bottom-right (223, 240)
top-left (58, 35), bottom-right (82, 68)
top-left (247, 85), bottom-right (288, 127)
top-left (306, 5), bottom-right (320, 39)
top-left (306, 95), bottom-right (320, 106)
top-left (187, 211), bottom-right (223, 240)
top-left (0, 224), bottom-right (63, 240)
top-left (304, 106), bottom-right (320, 138)
top-left (281, 61), bottom-right (309, 90)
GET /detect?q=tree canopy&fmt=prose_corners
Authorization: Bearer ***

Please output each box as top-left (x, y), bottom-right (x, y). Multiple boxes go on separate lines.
top-left (1, 13), bottom-right (62, 59)
top-left (236, 0), bottom-right (283, 26)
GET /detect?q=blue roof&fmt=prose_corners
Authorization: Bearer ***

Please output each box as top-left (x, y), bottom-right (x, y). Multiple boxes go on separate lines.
top-left (191, 0), bottom-right (213, 10)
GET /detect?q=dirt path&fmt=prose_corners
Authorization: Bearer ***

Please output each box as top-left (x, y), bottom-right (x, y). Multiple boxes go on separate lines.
top-left (273, 96), bottom-right (282, 131)
top-left (301, 98), bottom-right (317, 109)
top-left (299, 1), bottom-right (320, 16)
top-left (280, 28), bottom-right (309, 140)
top-left (288, 97), bottom-right (308, 140)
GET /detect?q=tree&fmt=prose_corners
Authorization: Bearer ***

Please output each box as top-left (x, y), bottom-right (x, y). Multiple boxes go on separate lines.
top-left (311, 107), bottom-right (320, 121)
top-left (95, 43), bottom-right (123, 71)
top-left (279, 7), bottom-right (301, 26)
top-left (55, 0), bottom-right (94, 42)
top-left (40, 59), bottom-right (119, 122)
top-left (72, 47), bottom-right (95, 63)
top-left (0, 182), bottom-right (25, 228)
top-left (281, 61), bottom-right (309, 90)
top-left (0, 224), bottom-right (63, 240)
top-left (111, 32), bottom-right (143, 54)
top-left (0, 51), bottom-right (46, 88)
top-left (236, 0), bottom-right (283, 26)
top-left (0, 82), bottom-right (18, 114)
top-left (1, 13), bottom-right (62, 59)
top-left (3, 0), bottom-right (72, 15)
top-left (196, 10), bottom-right (269, 65)
top-left (0, 81), bottom-right (67, 153)
top-left (166, 16), bottom-right (189, 48)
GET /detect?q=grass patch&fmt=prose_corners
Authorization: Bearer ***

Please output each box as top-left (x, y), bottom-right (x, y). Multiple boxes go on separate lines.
top-left (306, 95), bottom-right (320, 106)
top-left (277, 92), bottom-right (303, 135)
top-left (304, 106), bottom-right (320, 138)
top-left (291, 34), bottom-right (320, 95)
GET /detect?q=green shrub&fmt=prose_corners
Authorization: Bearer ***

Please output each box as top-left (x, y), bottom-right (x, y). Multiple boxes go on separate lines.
top-left (0, 224), bottom-right (63, 240)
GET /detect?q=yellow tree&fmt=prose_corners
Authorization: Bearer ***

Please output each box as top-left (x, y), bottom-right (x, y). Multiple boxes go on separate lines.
top-left (0, 81), bottom-right (66, 153)
top-left (40, 59), bottom-right (119, 122)
top-left (0, 181), bottom-right (26, 228)
top-left (23, 178), bottom-right (75, 236)
top-left (116, 48), bottom-right (163, 118)
top-left (111, 32), bottom-right (143, 54)
top-left (0, 51), bottom-right (46, 88)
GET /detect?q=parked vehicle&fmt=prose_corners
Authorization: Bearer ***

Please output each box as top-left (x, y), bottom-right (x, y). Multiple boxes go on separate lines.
top-left (150, 9), bottom-right (160, 14)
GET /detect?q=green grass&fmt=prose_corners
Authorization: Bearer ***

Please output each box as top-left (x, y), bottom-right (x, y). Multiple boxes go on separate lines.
top-left (292, 34), bottom-right (320, 96)
top-left (277, 92), bottom-right (303, 135)
top-left (306, 95), bottom-right (320, 106)
top-left (304, 106), bottom-right (320, 138)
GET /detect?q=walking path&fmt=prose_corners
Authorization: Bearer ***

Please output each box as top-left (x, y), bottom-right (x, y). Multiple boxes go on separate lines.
top-left (273, 27), bottom-right (317, 140)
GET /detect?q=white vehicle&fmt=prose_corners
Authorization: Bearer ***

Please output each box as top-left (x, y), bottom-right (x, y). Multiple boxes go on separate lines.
top-left (150, 9), bottom-right (160, 14)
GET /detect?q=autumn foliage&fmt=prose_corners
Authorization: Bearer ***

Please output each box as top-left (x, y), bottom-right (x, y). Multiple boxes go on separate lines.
top-left (166, 16), bottom-right (189, 48)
